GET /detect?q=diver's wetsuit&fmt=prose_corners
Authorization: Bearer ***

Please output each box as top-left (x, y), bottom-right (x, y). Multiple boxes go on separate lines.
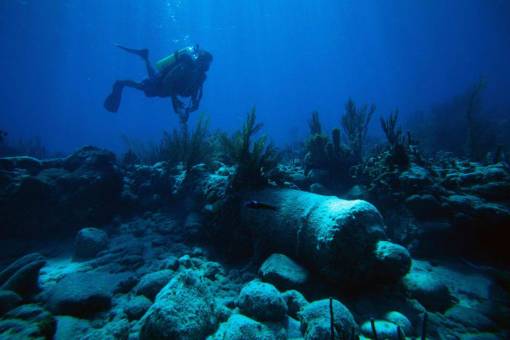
top-left (104, 45), bottom-right (212, 123)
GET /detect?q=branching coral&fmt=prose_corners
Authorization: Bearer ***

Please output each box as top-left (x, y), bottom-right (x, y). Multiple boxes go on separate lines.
top-left (352, 110), bottom-right (431, 207)
top-left (381, 110), bottom-right (403, 146)
top-left (160, 114), bottom-right (213, 170)
top-left (341, 98), bottom-right (375, 162)
top-left (183, 114), bottom-right (212, 170)
top-left (304, 132), bottom-right (329, 172)
top-left (121, 149), bottom-right (140, 167)
top-left (219, 107), bottom-right (279, 188)
top-left (304, 111), bottom-right (329, 172)
top-left (408, 78), bottom-right (496, 160)
top-left (303, 111), bottom-right (355, 186)
top-left (122, 114), bottom-right (213, 169)
top-left (160, 126), bottom-right (187, 165)
top-left (121, 135), bottom-right (164, 165)
top-left (308, 111), bottom-right (322, 135)
top-left (380, 109), bottom-right (409, 169)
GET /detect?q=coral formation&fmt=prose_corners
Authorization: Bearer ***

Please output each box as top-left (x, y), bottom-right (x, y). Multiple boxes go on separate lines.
top-left (160, 114), bottom-right (213, 170)
top-left (341, 98), bottom-right (376, 163)
top-left (380, 109), bottom-right (410, 169)
top-left (303, 111), bottom-right (355, 189)
top-left (0, 146), bottom-right (123, 238)
top-left (0, 101), bottom-right (509, 339)
top-left (219, 107), bottom-right (279, 188)
top-left (409, 79), bottom-right (508, 162)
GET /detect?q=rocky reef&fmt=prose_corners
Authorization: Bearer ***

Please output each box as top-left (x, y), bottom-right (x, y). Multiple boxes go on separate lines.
top-left (0, 146), bottom-right (123, 239)
top-left (0, 109), bottom-right (509, 339)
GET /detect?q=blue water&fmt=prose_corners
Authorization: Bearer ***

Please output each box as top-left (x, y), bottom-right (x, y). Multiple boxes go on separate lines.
top-left (1, 0), bottom-right (509, 154)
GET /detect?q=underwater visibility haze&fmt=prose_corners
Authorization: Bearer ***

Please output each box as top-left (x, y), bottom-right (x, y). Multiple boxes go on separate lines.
top-left (1, 1), bottom-right (510, 339)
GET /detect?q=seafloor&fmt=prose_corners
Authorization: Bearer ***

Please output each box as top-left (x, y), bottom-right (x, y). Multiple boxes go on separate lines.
top-left (0, 115), bottom-right (509, 339)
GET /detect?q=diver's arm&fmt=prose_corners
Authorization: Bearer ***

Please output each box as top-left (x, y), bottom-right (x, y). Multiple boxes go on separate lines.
top-left (188, 84), bottom-right (203, 113)
top-left (172, 95), bottom-right (190, 123)
top-left (171, 95), bottom-right (184, 114)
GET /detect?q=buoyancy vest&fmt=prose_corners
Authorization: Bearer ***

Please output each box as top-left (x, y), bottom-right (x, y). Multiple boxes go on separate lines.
top-left (155, 46), bottom-right (196, 72)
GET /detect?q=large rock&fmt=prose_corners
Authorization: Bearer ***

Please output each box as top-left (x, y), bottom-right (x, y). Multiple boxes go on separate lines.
top-left (0, 253), bottom-right (45, 284)
top-left (444, 163), bottom-right (510, 201)
top-left (0, 146), bottom-right (123, 238)
top-left (299, 299), bottom-right (358, 339)
top-left (445, 194), bottom-right (510, 222)
top-left (124, 295), bottom-right (152, 321)
top-left (208, 314), bottom-right (276, 340)
top-left (398, 165), bottom-right (432, 192)
top-left (259, 253), bottom-right (309, 291)
top-left (0, 304), bottom-right (56, 339)
top-left (241, 188), bottom-right (409, 286)
top-left (54, 316), bottom-right (91, 340)
top-left (384, 311), bottom-right (412, 335)
top-left (0, 290), bottom-right (22, 315)
top-left (445, 194), bottom-right (510, 263)
top-left (0, 253), bottom-right (46, 298)
top-left (445, 305), bottom-right (496, 331)
top-left (459, 333), bottom-right (502, 340)
top-left (134, 269), bottom-right (174, 300)
top-left (46, 271), bottom-right (127, 317)
top-left (468, 181), bottom-right (510, 201)
top-left (82, 315), bottom-right (130, 340)
top-left (0, 156), bottom-right (42, 174)
top-left (237, 280), bottom-right (287, 322)
top-left (73, 227), bottom-right (108, 260)
top-left (360, 319), bottom-right (400, 339)
top-left (282, 290), bottom-right (309, 319)
top-left (372, 241), bottom-right (412, 282)
top-left (402, 270), bottom-right (454, 312)
top-left (405, 194), bottom-right (446, 220)
top-left (122, 162), bottom-right (175, 210)
top-left (140, 270), bottom-right (217, 340)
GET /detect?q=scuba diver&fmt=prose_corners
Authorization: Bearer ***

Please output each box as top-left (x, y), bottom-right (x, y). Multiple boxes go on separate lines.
top-left (104, 44), bottom-right (212, 123)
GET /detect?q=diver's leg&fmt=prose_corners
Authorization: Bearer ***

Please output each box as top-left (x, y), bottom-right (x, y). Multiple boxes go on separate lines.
top-left (115, 44), bottom-right (148, 59)
top-left (104, 80), bottom-right (144, 112)
top-left (144, 58), bottom-right (156, 78)
top-left (115, 44), bottom-right (155, 77)
top-left (117, 80), bottom-right (144, 90)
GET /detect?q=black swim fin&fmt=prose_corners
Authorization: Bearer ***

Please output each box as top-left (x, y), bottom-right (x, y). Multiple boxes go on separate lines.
top-left (115, 44), bottom-right (149, 60)
top-left (104, 81), bottom-right (124, 112)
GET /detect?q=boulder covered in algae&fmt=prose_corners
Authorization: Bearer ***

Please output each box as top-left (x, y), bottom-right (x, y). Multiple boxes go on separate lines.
top-left (241, 188), bottom-right (411, 286)
top-left (0, 146), bottom-right (123, 238)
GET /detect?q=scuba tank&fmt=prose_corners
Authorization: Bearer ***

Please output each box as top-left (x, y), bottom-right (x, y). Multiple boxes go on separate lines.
top-left (155, 45), bottom-right (199, 72)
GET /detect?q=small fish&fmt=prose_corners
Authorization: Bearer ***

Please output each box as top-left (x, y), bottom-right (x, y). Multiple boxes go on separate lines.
top-left (244, 200), bottom-right (278, 211)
